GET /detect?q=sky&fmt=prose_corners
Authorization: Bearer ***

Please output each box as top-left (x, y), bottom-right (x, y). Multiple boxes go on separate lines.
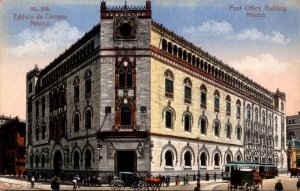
top-left (0, 0), bottom-right (299, 119)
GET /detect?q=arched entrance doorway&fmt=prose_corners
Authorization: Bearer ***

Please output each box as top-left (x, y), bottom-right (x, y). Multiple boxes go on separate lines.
top-left (53, 151), bottom-right (63, 176)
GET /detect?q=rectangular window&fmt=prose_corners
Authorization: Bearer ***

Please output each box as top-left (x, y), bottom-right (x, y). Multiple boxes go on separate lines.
top-left (237, 106), bottom-right (241, 118)
top-left (214, 97), bottom-right (219, 112)
top-left (201, 92), bottom-right (206, 108)
top-left (36, 105), bottom-right (39, 119)
top-left (165, 79), bottom-right (173, 95)
top-left (74, 85), bottom-right (79, 103)
top-left (226, 102), bottom-right (231, 116)
top-left (184, 86), bottom-right (192, 103)
top-left (85, 79), bottom-right (91, 98)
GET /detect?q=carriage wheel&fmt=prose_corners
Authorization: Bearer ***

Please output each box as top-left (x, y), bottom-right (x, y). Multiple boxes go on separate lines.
top-left (112, 180), bottom-right (125, 191)
top-left (137, 181), bottom-right (148, 191)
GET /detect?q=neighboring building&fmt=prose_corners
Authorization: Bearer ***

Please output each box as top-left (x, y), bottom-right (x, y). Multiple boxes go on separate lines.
top-left (0, 115), bottom-right (26, 176)
top-left (25, 1), bottom-right (287, 178)
top-left (287, 112), bottom-right (300, 141)
top-left (287, 138), bottom-right (300, 171)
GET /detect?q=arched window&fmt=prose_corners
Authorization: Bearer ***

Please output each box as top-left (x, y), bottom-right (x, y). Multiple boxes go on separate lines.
top-left (74, 113), bottom-right (80, 132)
top-left (236, 100), bottom-right (241, 118)
top-left (236, 155), bottom-right (241, 161)
top-left (214, 153), bottom-right (220, 166)
top-left (74, 151), bottom-right (80, 168)
top-left (214, 90), bottom-right (220, 112)
top-left (184, 78), bottom-right (192, 104)
top-left (73, 76), bottom-right (80, 103)
top-left (178, 48), bottom-right (182, 59)
top-left (165, 150), bottom-right (173, 166)
top-left (237, 126), bottom-right (241, 141)
top-left (30, 155), bottom-right (33, 168)
top-left (184, 151), bottom-right (192, 166)
top-left (165, 110), bottom-right (173, 129)
top-left (226, 154), bottom-right (231, 163)
top-left (36, 100), bottom-right (40, 119)
top-left (184, 114), bottom-right (191, 132)
top-left (255, 108), bottom-right (258, 122)
top-left (226, 95), bottom-right (231, 116)
top-left (167, 42), bottom-right (173, 54)
top-left (262, 111), bottom-right (266, 125)
top-left (225, 124), bottom-right (231, 139)
top-left (162, 39), bottom-right (167, 51)
top-left (121, 106), bottom-right (132, 126)
top-left (214, 121), bottom-right (220, 137)
top-left (84, 69), bottom-right (92, 98)
top-left (200, 118), bottom-right (207, 135)
top-left (36, 127), bottom-right (40, 141)
top-left (164, 70), bottom-right (174, 98)
top-left (42, 97), bottom-right (45, 117)
top-left (85, 150), bottom-right (92, 168)
top-left (173, 45), bottom-right (178, 57)
top-left (35, 155), bottom-right (39, 167)
top-left (42, 125), bottom-right (46, 139)
top-left (85, 110), bottom-right (92, 129)
top-left (118, 66), bottom-right (133, 89)
top-left (200, 84), bottom-right (207, 108)
top-left (183, 50), bottom-right (187, 61)
top-left (41, 155), bottom-right (45, 168)
top-left (200, 152), bottom-right (207, 166)
top-left (246, 104), bottom-right (251, 120)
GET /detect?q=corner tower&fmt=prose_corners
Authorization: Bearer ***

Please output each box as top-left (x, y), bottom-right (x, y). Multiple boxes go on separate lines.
top-left (98, 1), bottom-right (152, 175)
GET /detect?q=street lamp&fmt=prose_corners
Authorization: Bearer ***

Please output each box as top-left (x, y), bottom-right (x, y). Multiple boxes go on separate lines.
top-left (196, 136), bottom-right (201, 184)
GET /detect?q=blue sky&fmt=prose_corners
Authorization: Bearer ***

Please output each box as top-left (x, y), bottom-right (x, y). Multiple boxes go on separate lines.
top-left (0, 0), bottom-right (299, 118)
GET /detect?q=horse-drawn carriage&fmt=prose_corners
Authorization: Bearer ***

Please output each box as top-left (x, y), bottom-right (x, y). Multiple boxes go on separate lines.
top-left (110, 172), bottom-right (163, 190)
top-left (228, 169), bottom-right (263, 191)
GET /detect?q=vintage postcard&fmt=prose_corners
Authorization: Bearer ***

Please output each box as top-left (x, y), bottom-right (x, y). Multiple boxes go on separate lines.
top-left (0, 0), bottom-right (299, 189)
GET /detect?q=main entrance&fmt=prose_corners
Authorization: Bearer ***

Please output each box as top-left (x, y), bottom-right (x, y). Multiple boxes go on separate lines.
top-left (53, 151), bottom-right (62, 176)
top-left (115, 151), bottom-right (136, 173)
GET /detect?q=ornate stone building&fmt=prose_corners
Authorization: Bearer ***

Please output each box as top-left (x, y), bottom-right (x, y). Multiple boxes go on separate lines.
top-left (0, 116), bottom-right (26, 176)
top-left (26, 1), bottom-right (287, 178)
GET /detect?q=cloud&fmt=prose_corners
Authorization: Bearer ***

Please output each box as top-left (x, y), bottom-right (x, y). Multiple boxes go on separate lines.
top-left (182, 20), bottom-right (290, 44)
top-left (231, 53), bottom-right (288, 74)
top-left (236, 28), bottom-right (290, 44)
top-left (6, 20), bottom-right (82, 66)
top-left (183, 20), bottom-right (233, 35)
top-left (0, 21), bottom-right (83, 119)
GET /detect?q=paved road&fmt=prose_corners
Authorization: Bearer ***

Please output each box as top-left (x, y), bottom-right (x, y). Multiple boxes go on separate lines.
top-left (0, 176), bottom-right (226, 190)
top-left (213, 174), bottom-right (299, 191)
top-left (0, 174), bottom-right (296, 190)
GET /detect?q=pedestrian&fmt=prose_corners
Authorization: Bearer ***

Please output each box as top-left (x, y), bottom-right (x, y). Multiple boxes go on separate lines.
top-left (297, 178), bottom-right (300, 190)
top-left (194, 182), bottom-right (201, 191)
top-left (205, 172), bottom-right (209, 181)
top-left (186, 174), bottom-right (189, 185)
top-left (213, 172), bottom-right (217, 182)
top-left (166, 175), bottom-right (170, 187)
top-left (51, 176), bottom-right (60, 191)
top-left (72, 177), bottom-right (78, 190)
top-left (30, 176), bottom-right (35, 188)
top-left (175, 175), bottom-right (180, 186)
top-left (275, 179), bottom-right (284, 191)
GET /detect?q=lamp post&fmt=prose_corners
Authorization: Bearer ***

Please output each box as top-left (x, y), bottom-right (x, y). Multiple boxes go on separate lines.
top-left (197, 136), bottom-right (200, 184)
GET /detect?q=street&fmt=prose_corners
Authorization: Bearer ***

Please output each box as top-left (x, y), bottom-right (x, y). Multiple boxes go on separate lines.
top-left (0, 174), bottom-right (297, 190)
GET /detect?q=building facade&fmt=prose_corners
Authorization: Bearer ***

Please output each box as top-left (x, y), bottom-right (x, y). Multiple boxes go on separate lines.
top-left (26, 1), bottom-right (287, 178)
top-left (287, 112), bottom-right (300, 141)
top-left (0, 116), bottom-right (26, 176)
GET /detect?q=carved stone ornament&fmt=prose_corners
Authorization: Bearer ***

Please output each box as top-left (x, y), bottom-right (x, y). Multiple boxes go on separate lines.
top-left (107, 142), bottom-right (115, 159)
top-left (115, 17), bottom-right (137, 40)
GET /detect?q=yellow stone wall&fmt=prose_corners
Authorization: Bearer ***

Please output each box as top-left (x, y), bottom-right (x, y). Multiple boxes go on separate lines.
top-left (150, 29), bottom-right (243, 146)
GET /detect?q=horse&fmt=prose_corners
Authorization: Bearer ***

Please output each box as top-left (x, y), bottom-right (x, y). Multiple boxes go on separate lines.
top-left (145, 176), bottom-right (163, 190)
